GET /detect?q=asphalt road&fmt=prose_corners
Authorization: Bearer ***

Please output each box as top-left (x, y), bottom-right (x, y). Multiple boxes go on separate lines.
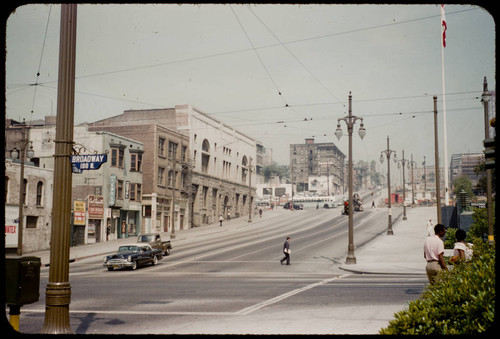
top-left (11, 206), bottom-right (428, 334)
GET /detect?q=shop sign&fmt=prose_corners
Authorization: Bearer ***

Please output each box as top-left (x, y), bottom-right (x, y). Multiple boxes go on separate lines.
top-left (88, 195), bottom-right (104, 218)
top-left (74, 200), bottom-right (86, 225)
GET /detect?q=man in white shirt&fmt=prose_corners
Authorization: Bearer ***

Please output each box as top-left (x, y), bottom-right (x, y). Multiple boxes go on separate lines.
top-left (423, 223), bottom-right (448, 284)
top-left (426, 219), bottom-right (433, 236)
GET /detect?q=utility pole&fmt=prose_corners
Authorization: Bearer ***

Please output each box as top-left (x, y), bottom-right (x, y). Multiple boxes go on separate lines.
top-left (481, 77), bottom-right (494, 245)
top-left (433, 96), bottom-right (442, 224)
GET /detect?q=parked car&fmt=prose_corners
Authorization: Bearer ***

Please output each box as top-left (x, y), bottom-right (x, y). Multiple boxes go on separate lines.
top-left (103, 244), bottom-right (163, 271)
top-left (137, 233), bottom-right (172, 256)
top-left (283, 202), bottom-right (303, 210)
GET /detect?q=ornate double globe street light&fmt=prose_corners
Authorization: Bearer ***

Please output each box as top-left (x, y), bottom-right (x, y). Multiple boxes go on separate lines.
top-left (10, 126), bottom-right (35, 256)
top-left (335, 92), bottom-right (366, 264)
top-left (380, 136), bottom-right (397, 235)
top-left (396, 150), bottom-right (410, 221)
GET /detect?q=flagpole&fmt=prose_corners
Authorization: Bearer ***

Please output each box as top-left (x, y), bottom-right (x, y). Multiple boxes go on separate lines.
top-left (440, 4), bottom-right (450, 206)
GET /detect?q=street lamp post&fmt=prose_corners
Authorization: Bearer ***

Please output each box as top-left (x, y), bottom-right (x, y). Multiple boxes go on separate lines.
top-left (335, 92), bottom-right (366, 264)
top-left (41, 4), bottom-right (77, 334)
top-left (481, 76), bottom-right (494, 245)
top-left (396, 150), bottom-right (409, 220)
top-left (380, 136), bottom-right (396, 235)
top-left (422, 156), bottom-right (427, 200)
top-left (170, 157), bottom-right (177, 240)
top-left (410, 154), bottom-right (416, 207)
top-left (248, 157), bottom-right (253, 223)
top-left (10, 121), bottom-right (35, 256)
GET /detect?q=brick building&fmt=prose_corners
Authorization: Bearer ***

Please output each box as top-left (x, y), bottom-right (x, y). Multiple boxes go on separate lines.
top-left (290, 138), bottom-right (345, 195)
top-left (88, 104), bottom-right (257, 228)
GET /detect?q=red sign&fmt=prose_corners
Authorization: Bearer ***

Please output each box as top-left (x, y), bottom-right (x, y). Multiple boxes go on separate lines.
top-left (88, 195), bottom-right (104, 219)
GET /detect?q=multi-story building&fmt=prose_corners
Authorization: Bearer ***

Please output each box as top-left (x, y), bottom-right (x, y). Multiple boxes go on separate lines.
top-left (24, 119), bottom-right (144, 244)
top-left (450, 153), bottom-right (484, 188)
top-left (88, 121), bottom-right (190, 234)
top-left (290, 138), bottom-right (345, 195)
top-left (5, 158), bottom-right (54, 253)
top-left (88, 104), bottom-right (257, 228)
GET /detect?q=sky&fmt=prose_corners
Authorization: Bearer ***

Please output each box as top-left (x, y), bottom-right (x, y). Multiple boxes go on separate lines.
top-left (5, 3), bottom-right (496, 171)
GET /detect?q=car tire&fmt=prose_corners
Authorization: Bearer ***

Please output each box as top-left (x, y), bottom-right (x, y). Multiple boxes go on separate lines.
top-left (131, 261), bottom-right (137, 270)
top-left (164, 248), bottom-right (170, 256)
top-left (152, 255), bottom-right (158, 266)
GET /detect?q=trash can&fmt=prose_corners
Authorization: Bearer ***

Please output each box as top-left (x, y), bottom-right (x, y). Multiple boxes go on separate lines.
top-left (5, 256), bottom-right (41, 306)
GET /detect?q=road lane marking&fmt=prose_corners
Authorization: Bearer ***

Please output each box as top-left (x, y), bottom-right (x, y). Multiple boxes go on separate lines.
top-left (20, 274), bottom-right (352, 317)
top-left (234, 274), bottom-right (350, 315)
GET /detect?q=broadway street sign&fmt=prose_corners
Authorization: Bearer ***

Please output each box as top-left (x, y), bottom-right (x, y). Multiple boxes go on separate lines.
top-left (71, 154), bottom-right (107, 174)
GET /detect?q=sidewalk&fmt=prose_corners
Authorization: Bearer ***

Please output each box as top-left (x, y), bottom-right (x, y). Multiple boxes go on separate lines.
top-left (15, 207), bottom-right (287, 267)
top-left (339, 206), bottom-right (440, 275)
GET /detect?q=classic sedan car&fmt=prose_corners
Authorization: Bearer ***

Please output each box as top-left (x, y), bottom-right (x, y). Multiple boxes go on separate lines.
top-left (103, 244), bottom-right (163, 271)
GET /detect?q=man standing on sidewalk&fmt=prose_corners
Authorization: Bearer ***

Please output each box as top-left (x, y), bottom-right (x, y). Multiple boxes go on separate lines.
top-left (424, 224), bottom-right (448, 284)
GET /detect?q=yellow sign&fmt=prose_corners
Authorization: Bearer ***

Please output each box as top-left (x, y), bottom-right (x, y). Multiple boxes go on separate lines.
top-left (73, 200), bottom-right (86, 225)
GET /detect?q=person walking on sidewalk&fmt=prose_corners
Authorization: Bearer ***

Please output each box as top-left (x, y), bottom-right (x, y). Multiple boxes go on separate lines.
top-left (280, 237), bottom-right (291, 265)
top-left (219, 215), bottom-right (223, 227)
top-left (424, 223), bottom-right (448, 284)
top-left (426, 218), bottom-right (433, 236)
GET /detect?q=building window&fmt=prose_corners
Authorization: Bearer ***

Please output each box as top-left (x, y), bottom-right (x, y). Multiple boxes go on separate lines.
top-left (36, 181), bottom-right (43, 206)
top-left (158, 137), bottom-right (166, 157)
top-left (111, 147), bottom-right (124, 168)
top-left (168, 170), bottom-right (174, 187)
top-left (116, 180), bottom-right (123, 200)
top-left (181, 145), bottom-right (187, 162)
top-left (202, 139), bottom-right (210, 174)
top-left (158, 167), bottom-right (165, 186)
top-left (26, 216), bottom-right (38, 229)
top-left (242, 156), bottom-right (248, 183)
top-left (168, 141), bottom-right (178, 160)
top-left (130, 153), bottom-right (142, 172)
top-left (130, 183), bottom-right (142, 201)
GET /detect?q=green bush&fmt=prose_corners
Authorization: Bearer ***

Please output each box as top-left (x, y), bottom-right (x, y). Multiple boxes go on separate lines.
top-left (379, 240), bottom-right (495, 334)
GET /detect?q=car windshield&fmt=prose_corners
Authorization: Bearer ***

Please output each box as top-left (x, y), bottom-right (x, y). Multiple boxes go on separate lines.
top-left (139, 235), bottom-right (154, 242)
top-left (118, 245), bottom-right (140, 253)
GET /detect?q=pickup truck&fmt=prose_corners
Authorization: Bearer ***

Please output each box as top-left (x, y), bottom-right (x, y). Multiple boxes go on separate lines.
top-left (137, 233), bottom-right (172, 256)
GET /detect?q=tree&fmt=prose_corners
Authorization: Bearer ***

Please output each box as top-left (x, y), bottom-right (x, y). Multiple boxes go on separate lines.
top-left (452, 174), bottom-right (474, 200)
top-left (262, 162), bottom-right (287, 182)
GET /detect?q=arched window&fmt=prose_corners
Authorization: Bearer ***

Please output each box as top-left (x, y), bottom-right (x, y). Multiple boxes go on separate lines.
top-left (36, 181), bottom-right (43, 206)
top-left (241, 156), bottom-right (248, 183)
top-left (202, 139), bottom-right (210, 152)
top-left (201, 139), bottom-right (210, 174)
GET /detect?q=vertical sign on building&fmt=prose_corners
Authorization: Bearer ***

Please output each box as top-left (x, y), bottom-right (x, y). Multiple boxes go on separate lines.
top-left (109, 174), bottom-right (117, 206)
top-left (73, 200), bottom-right (86, 225)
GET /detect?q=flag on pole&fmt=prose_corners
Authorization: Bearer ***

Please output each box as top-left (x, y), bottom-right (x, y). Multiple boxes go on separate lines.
top-left (441, 4), bottom-right (447, 47)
